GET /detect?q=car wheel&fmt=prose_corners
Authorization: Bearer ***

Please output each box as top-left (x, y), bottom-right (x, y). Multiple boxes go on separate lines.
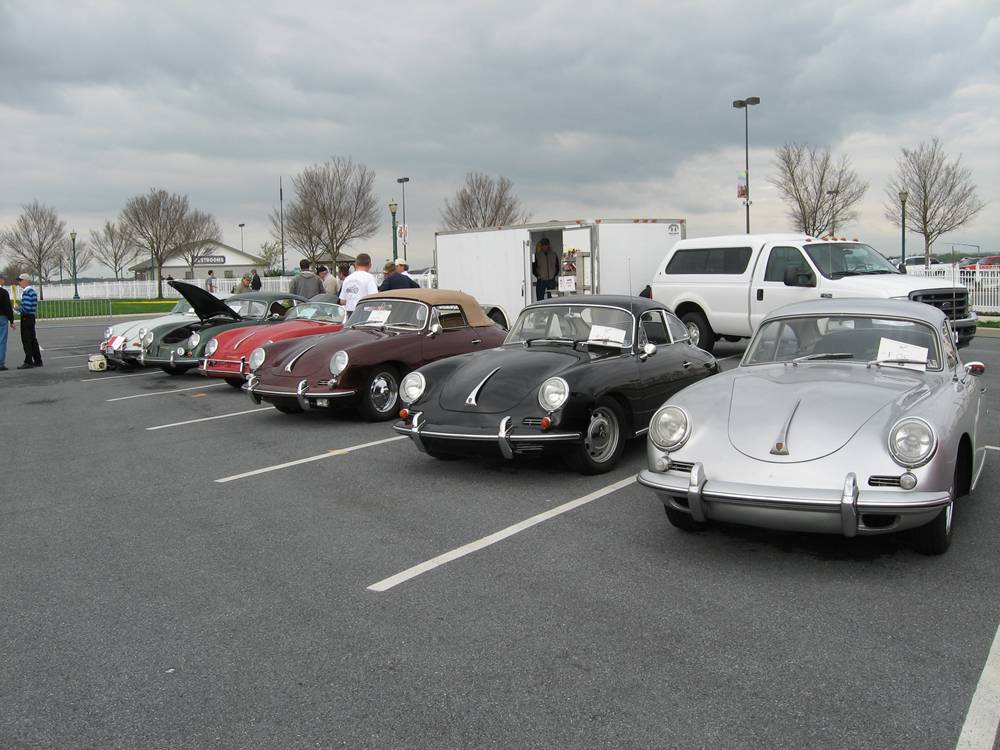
top-left (273, 401), bottom-right (303, 415)
top-left (224, 377), bottom-right (245, 389)
top-left (359, 366), bottom-right (400, 421)
top-left (160, 364), bottom-right (192, 375)
top-left (681, 312), bottom-right (715, 353)
top-left (664, 504), bottom-right (708, 531)
top-left (564, 397), bottom-right (626, 475)
top-left (913, 467), bottom-right (956, 555)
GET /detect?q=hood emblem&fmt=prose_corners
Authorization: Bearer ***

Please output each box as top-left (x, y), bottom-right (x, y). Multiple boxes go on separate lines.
top-left (466, 366), bottom-right (502, 406)
top-left (770, 399), bottom-right (801, 456)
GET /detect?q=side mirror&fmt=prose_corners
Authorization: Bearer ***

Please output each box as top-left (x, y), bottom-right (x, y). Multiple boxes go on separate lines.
top-left (639, 342), bottom-right (657, 360)
top-left (427, 322), bottom-right (443, 338)
top-left (965, 361), bottom-right (986, 376)
top-left (783, 266), bottom-right (815, 288)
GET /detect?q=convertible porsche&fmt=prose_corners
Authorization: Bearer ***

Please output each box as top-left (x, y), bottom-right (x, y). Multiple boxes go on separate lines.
top-left (140, 280), bottom-right (306, 375)
top-left (637, 298), bottom-right (987, 554)
top-left (393, 296), bottom-right (719, 473)
top-left (246, 288), bottom-right (507, 419)
top-left (199, 295), bottom-right (346, 387)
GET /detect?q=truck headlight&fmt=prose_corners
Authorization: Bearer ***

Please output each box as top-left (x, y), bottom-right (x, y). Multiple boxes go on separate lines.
top-left (650, 405), bottom-right (690, 451)
top-left (249, 347), bottom-right (266, 371)
top-left (888, 417), bottom-right (936, 467)
top-left (538, 377), bottom-right (569, 411)
top-left (205, 338), bottom-right (219, 356)
top-left (329, 350), bottom-right (349, 376)
top-left (401, 372), bottom-right (426, 404)
top-left (187, 332), bottom-right (201, 349)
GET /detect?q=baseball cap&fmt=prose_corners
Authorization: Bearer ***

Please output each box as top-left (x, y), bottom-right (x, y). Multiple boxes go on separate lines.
top-left (17, 273), bottom-right (31, 282)
top-left (394, 258), bottom-right (406, 266)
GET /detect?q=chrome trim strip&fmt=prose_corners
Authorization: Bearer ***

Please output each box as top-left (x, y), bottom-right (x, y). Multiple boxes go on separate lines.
top-left (770, 399), bottom-right (801, 455)
top-left (233, 331), bottom-right (258, 349)
top-left (296, 379), bottom-right (309, 410)
top-left (285, 343), bottom-right (318, 373)
top-left (841, 472), bottom-right (859, 537)
top-left (246, 375), bottom-right (262, 404)
top-left (498, 416), bottom-right (514, 459)
top-left (687, 462), bottom-right (707, 522)
top-left (465, 366), bottom-right (502, 406)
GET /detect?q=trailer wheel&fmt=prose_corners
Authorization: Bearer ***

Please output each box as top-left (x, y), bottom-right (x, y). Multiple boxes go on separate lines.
top-left (682, 312), bottom-right (715, 353)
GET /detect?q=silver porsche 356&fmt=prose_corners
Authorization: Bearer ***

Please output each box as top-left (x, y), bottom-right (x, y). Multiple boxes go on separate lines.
top-left (637, 299), bottom-right (987, 554)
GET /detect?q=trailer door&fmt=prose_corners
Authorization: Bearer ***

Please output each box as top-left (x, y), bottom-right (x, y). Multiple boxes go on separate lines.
top-left (561, 226), bottom-right (596, 295)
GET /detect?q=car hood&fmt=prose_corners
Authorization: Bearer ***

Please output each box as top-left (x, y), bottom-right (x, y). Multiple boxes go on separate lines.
top-left (727, 365), bottom-right (932, 462)
top-left (109, 313), bottom-right (193, 340)
top-left (216, 319), bottom-right (339, 354)
top-left (436, 345), bottom-right (592, 414)
top-left (261, 326), bottom-right (412, 378)
top-left (832, 274), bottom-right (965, 294)
top-left (169, 279), bottom-right (241, 322)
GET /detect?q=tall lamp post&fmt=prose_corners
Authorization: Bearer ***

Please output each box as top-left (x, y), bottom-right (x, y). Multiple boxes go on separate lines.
top-left (70, 230), bottom-right (80, 300)
top-left (238, 223), bottom-right (246, 254)
top-left (396, 177), bottom-right (409, 261)
top-left (827, 190), bottom-right (839, 236)
top-left (732, 96), bottom-right (760, 234)
top-left (899, 191), bottom-right (908, 266)
top-left (389, 200), bottom-right (399, 261)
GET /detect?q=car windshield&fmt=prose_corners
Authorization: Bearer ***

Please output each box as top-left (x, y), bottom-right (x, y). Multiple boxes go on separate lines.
top-left (226, 299), bottom-right (269, 318)
top-left (804, 243), bottom-right (900, 278)
top-left (744, 315), bottom-right (941, 370)
top-left (347, 299), bottom-right (427, 329)
top-left (505, 304), bottom-right (634, 348)
top-left (285, 302), bottom-right (346, 324)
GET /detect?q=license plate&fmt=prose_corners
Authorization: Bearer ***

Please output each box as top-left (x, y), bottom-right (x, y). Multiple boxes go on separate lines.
top-left (316, 398), bottom-right (330, 408)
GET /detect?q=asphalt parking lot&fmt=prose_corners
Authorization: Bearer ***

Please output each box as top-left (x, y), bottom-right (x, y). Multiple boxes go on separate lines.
top-left (2, 320), bottom-right (999, 749)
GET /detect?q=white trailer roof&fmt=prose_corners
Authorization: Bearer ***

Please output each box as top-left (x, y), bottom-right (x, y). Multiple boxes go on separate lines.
top-left (436, 218), bottom-right (686, 237)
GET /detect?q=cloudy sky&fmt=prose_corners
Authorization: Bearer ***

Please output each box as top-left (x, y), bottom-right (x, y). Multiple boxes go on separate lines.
top-left (1, 0), bottom-right (997, 272)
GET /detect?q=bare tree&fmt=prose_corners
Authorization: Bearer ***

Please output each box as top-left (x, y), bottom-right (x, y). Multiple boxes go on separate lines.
top-left (269, 200), bottom-right (325, 266)
top-left (440, 172), bottom-right (531, 231)
top-left (257, 240), bottom-right (282, 273)
top-left (90, 220), bottom-right (140, 280)
top-left (174, 210), bottom-right (224, 274)
top-left (0, 200), bottom-right (66, 299)
top-left (54, 236), bottom-right (94, 285)
top-left (769, 144), bottom-right (869, 236)
top-left (884, 138), bottom-right (986, 261)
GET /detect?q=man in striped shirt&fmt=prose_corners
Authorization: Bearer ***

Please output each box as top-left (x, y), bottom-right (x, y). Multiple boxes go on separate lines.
top-left (16, 273), bottom-right (42, 369)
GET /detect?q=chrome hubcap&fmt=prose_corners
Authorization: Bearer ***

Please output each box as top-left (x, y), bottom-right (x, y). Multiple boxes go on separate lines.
top-left (585, 407), bottom-right (620, 463)
top-left (370, 373), bottom-right (398, 413)
top-left (686, 322), bottom-right (700, 346)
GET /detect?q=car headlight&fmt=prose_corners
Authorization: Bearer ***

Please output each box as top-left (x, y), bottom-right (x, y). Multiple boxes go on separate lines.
top-left (187, 332), bottom-right (201, 349)
top-left (137, 327), bottom-right (147, 341)
top-left (329, 350), bottom-right (349, 376)
top-left (105, 326), bottom-right (114, 339)
top-left (537, 377), bottom-right (569, 411)
top-left (205, 338), bottom-right (219, 356)
top-left (888, 417), bottom-right (936, 467)
top-left (401, 372), bottom-right (426, 404)
top-left (650, 405), bottom-right (690, 451)
top-left (144, 331), bottom-right (154, 346)
top-left (249, 347), bottom-right (266, 371)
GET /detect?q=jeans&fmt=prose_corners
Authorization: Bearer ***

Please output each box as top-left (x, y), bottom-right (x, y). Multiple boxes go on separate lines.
top-left (535, 277), bottom-right (555, 302)
top-left (0, 321), bottom-right (7, 366)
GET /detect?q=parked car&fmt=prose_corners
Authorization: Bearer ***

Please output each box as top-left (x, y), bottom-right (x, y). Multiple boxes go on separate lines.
top-left (394, 296), bottom-right (718, 474)
top-left (961, 255), bottom-right (1000, 270)
top-left (99, 298), bottom-right (200, 369)
top-left (198, 295), bottom-right (346, 388)
top-left (898, 255), bottom-right (941, 269)
top-left (141, 280), bottom-right (306, 375)
top-left (246, 288), bottom-right (507, 419)
top-left (637, 298), bottom-right (986, 554)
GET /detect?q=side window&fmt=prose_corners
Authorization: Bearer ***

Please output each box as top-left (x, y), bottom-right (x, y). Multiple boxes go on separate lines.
top-left (665, 312), bottom-right (689, 342)
top-left (433, 304), bottom-right (468, 330)
top-left (665, 247), bottom-right (752, 275)
top-left (942, 322), bottom-right (959, 367)
top-left (764, 246), bottom-right (809, 282)
top-left (639, 311), bottom-right (671, 345)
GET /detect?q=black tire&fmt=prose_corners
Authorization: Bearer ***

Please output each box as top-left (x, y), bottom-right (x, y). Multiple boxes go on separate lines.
top-left (563, 397), bottom-right (627, 475)
top-left (912, 465), bottom-right (957, 555)
top-left (664, 504), bottom-right (708, 531)
top-left (681, 311), bottom-right (715, 353)
top-left (225, 377), bottom-right (245, 389)
top-left (358, 365), bottom-right (401, 421)
top-left (273, 401), bottom-right (303, 415)
top-left (160, 364), bottom-right (193, 376)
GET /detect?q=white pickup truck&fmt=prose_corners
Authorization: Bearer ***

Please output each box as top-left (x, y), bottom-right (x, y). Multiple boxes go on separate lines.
top-left (651, 233), bottom-right (977, 353)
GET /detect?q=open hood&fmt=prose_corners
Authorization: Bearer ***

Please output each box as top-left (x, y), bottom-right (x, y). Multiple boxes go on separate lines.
top-left (169, 280), bottom-right (241, 322)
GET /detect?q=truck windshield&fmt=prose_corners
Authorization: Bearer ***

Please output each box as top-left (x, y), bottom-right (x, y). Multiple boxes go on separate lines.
top-left (505, 305), bottom-right (634, 348)
top-left (803, 243), bottom-right (900, 279)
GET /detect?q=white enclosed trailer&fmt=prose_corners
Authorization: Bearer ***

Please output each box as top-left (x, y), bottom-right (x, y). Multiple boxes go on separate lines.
top-left (434, 218), bottom-right (686, 325)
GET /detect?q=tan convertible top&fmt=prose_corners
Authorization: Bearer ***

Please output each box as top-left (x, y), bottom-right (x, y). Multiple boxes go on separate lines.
top-left (361, 288), bottom-right (496, 327)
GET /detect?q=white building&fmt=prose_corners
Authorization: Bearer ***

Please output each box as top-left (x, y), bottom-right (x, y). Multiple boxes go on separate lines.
top-left (130, 241), bottom-right (265, 282)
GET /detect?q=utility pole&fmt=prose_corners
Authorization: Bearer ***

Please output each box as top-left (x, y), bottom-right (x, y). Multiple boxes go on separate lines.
top-left (279, 177), bottom-right (286, 275)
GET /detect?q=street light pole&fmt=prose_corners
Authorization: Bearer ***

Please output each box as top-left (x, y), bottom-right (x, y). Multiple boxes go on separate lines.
top-left (70, 230), bottom-right (79, 300)
top-left (279, 177), bottom-right (286, 275)
top-left (389, 200), bottom-right (399, 262)
top-left (899, 191), bottom-right (908, 266)
top-left (396, 177), bottom-right (410, 261)
top-left (827, 190), bottom-right (839, 236)
top-left (732, 96), bottom-right (760, 234)
top-left (238, 223), bottom-right (245, 254)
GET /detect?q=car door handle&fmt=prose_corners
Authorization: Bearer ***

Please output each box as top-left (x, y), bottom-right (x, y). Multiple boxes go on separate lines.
top-left (756, 289), bottom-right (764, 301)
top-left (471, 339), bottom-right (481, 345)
top-left (682, 361), bottom-right (692, 369)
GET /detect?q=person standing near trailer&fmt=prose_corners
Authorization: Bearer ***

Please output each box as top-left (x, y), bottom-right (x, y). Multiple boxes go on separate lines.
top-left (534, 237), bottom-right (559, 301)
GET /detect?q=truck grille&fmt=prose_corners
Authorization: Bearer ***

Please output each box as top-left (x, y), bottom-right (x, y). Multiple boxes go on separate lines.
top-left (909, 288), bottom-right (969, 320)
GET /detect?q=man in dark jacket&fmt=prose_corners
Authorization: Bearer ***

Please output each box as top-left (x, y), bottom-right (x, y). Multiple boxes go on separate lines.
top-left (289, 259), bottom-right (325, 298)
top-left (378, 261), bottom-right (420, 292)
top-left (250, 269), bottom-right (262, 290)
top-left (0, 273), bottom-right (15, 371)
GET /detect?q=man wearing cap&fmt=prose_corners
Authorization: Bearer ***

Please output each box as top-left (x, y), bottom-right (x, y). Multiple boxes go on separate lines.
top-left (15, 273), bottom-right (42, 369)
top-left (395, 258), bottom-right (414, 279)
top-left (379, 260), bottom-right (420, 291)
top-left (0, 273), bottom-right (15, 371)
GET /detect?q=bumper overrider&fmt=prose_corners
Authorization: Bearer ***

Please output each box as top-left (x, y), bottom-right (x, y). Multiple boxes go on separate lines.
top-left (199, 355), bottom-right (248, 378)
top-left (637, 463), bottom-right (952, 537)
top-left (245, 375), bottom-right (356, 410)
top-left (393, 411), bottom-right (581, 459)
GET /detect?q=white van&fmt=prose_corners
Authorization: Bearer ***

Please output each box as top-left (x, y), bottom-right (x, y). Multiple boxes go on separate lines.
top-left (651, 233), bottom-right (976, 352)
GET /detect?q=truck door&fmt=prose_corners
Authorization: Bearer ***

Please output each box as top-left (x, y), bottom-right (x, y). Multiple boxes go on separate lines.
top-left (749, 245), bottom-right (819, 330)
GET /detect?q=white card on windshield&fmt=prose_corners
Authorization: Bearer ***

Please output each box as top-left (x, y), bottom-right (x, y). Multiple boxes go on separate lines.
top-left (589, 325), bottom-right (626, 344)
top-left (877, 337), bottom-right (927, 371)
top-left (367, 309), bottom-right (390, 324)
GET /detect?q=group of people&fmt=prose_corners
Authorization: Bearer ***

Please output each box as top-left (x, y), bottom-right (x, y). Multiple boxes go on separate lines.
top-left (0, 272), bottom-right (43, 371)
top-left (288, 255), bottom-right (419, 311)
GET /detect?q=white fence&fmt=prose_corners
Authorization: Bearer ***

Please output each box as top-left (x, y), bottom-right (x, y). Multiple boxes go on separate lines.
top-left (906, 266), bottom-right (1000, 314)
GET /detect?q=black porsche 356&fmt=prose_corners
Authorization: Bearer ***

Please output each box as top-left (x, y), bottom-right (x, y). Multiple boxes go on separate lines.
top-left (393, 295), bottom-right (719, 473)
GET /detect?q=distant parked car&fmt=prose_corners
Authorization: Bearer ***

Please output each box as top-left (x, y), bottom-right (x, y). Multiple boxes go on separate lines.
top-left (961, 255), bottom-right (1000, 270)
top-left (99, 298), bottom-right (199, 369)
top-left (898, 256), bottom-right (941, 270)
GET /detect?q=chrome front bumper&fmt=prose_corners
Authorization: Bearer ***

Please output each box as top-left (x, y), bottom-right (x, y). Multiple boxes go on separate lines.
top-left (142, 350), bottom-right (199, 367)
top-left (393, 411), bottom-right (581, 459)
top-left (245, 375), bottom-right (356, 410)
top-left (199, 355), bottom-right (247, 377)
top-left (637, 463), bottom-right (952, 537)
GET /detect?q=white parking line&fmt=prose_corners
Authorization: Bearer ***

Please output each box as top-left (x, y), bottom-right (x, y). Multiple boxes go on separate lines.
top-left (147, 407), bottom-right (275, 431)
top-left (367, 475), bottom-right (636, 592)
top-left (82, 371), bottom-right (162, 382)
top-left (106, 382), bottom-right (226, 402)
top-left (215, 435), bottom-right (406, 483)
top-left (63, 365), bottom-right (89, 370)
top-left (955, 619), bottom-right (1000, 749)
top-left (50, 353), bottom-right (88, 360)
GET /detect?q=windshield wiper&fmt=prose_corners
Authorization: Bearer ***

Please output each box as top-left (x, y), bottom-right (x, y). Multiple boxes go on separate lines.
top-left (578, 338), bottom-right (626, 348)
top-left (385, 322), bottom-right (420, 329)
top-left (792, 352), bottom-right (854, 364)
top-left (861, 270), bottom-right (895, 275)
top-left (830, 270), bottom-right (862, 278)
top-left (866, 358), bottom-right (928, 369)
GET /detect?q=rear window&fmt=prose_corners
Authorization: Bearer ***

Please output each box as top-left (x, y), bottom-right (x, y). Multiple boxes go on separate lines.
top-left (665, 247), bottom-right (752, 275)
